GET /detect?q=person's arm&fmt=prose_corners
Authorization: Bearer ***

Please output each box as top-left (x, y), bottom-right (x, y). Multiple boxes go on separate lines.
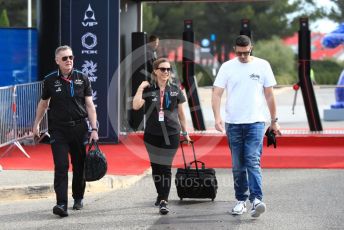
top-left (178, 103), bottom-right (191, 142)
top-left (85, 96), bottom-right (99, 142)
top-left (211, 86), bottom-right (225, 132)
top-left (33, 98), bottom-right (50, 137)
top-left (264, 86), bottom-right (281, 135)
top-left (133, 81), bottom-right (150, 110)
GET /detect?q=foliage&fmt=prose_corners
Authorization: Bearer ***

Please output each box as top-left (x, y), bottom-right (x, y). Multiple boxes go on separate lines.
top-left (142, 3), bottom-right (159, 35)
top-left (0, 9), bottom-right (10, 27)
top-left (143, 0), bottom-right (341, 46)
top-left (195, 65), bottom-right (214, 86)
top-left (142, 1), bottom-right (344, 86)
top-left (253, 36), bottom-right (297, 85)
top-left (171, 62), bottom-right (214, 87)
top-left (312, 59), bottom-right (344, 84)
top-left (328, 0), bottom-right (344, 22)
top-left (0, 0), bottom-right (36, 27)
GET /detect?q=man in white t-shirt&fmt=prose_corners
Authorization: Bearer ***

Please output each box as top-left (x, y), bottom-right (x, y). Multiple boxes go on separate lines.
top-left (212, 35), bottom-right (281, 218)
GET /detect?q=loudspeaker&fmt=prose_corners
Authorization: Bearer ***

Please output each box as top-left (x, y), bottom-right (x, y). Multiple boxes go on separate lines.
top-left (182, 20), bottom-right (206, 130)
top-left (132, 32), bottom-right (147, 52)
top-left (130, 32), bottom-right (147, 131)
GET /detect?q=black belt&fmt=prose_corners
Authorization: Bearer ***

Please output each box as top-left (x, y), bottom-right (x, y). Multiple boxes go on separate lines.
top-left (55, 119), bottom-right (84, 127)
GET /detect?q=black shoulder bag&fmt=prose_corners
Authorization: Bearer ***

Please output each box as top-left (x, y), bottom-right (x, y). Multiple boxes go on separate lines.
top-left (84, 140), bottom-right (107, 181)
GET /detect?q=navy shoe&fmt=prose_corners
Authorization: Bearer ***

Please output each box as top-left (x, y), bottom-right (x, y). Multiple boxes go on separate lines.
top-left (73, 199), bottom-right (84, 210)
top-left (159, 200), bottom-right (169, 215)
top-left (53, 204), bottom-right (68, 217)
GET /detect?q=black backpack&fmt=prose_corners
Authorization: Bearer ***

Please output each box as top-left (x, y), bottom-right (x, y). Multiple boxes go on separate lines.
top-left (84, 141), bottom-right (107, 181)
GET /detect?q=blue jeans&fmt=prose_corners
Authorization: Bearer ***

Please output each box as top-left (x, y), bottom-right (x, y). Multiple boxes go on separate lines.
top-left (225, 122), bottom-right (265, 202)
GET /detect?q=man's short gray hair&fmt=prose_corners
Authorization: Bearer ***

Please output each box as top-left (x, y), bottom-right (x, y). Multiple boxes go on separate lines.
top-left (55, 45), bottom-right (72, 57)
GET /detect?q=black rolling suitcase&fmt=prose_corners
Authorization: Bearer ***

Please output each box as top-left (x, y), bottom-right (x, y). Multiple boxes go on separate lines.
top-left (175, 140), bottom-right (218, 201)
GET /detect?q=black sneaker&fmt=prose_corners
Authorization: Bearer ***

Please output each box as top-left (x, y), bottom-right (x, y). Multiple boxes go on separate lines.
top-left (73, 199), bottom-right (84, 210)
top-left (159, 200), bottom-right (169, 215)
top-left (155, 197), bottom-right (162, 206)
top-left (53, 204), bottom-right (68, 217)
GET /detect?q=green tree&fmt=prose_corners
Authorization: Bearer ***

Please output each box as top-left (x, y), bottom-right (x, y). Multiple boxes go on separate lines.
top-left (0, 0), bottom-right (36, 27)
top-left (312, 59), bottom-right (344, 84)
top-left (327, 0), bottom-right (344, 23)
top-left (0, 9), bottom-right (10, 27)
top-left (149, 2), bottom-right (206, 38)
top-left (143, 0), bottom-right (341, 44)
top-left (142, 3), bottom-right (159, 35)
top-left (253, 36), bottom-right (297, 84)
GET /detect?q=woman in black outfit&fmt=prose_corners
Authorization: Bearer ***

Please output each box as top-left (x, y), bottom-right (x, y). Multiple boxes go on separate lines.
top-left (133, 58), bottom-right (191, 215)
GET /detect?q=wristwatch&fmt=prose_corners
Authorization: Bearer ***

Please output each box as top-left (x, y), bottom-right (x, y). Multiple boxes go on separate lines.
top-left (182, 131), bottom-right (188, 136)
top-left (271, 117), bottom-right (278, 123)
top-left (91, 128), bottom-right (98, 132)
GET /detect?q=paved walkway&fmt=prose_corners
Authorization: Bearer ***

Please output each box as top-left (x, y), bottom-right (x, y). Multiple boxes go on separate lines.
top-left (0, 169), bottom-right (150, 201)
top-left (1, 169), bottom-right (344, 229)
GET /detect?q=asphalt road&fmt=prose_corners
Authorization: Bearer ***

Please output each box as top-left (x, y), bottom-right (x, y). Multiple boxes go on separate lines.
top-left (1, 168), bottom-right (344, 230)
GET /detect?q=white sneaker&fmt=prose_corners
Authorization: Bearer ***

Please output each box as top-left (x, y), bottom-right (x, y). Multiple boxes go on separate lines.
top-left (231, 201), bottom-right (247, 215)
top-left (250, 198), bottom-right (266, 218)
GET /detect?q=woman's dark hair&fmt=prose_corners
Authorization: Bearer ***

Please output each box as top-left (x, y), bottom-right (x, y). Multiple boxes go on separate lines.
top-left (235, 35), bottom-right (251, 47)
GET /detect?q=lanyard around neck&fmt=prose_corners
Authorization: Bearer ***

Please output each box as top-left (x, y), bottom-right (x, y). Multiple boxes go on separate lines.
top-left (160, 89), bottom-right (164, 110)
top-left (159, 89), bottom-right (171, 110)
top-left (61, 76), bottom-right (74, 97)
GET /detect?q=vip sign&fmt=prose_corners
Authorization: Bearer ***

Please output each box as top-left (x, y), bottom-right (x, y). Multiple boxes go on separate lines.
top-left (81, 3), bottom-right (98, 54)
top-left (82, 4), bottom-right (98, 27)
top-left (80, 3), bottom-right (98, 106)
top-left (62, 0), bottom-right (120, 142)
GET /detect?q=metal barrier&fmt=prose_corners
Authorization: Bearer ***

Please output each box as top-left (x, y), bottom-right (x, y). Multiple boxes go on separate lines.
top-left (0, 82), bottom-right (48, 158)
top-left (0, 86), bottom-right (14, 148)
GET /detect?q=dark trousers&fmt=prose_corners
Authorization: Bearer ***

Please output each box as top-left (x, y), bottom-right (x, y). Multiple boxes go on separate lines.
top-left (144, 132), bottom-right (180, 201)
top-left (50, 121), bottom-right (88, 205)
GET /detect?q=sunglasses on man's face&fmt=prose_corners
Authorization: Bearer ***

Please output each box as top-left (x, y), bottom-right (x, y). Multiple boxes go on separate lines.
top-left (235, 51), bottom-right (251, 57)
top-left (157, 67), bottom-right (172, 73)
top-left (61, 55), bottom-right (74, 61)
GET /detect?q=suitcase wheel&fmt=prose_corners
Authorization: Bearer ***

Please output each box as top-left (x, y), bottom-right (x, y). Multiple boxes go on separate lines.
top-left (180, 198), bottom-right (183, 201)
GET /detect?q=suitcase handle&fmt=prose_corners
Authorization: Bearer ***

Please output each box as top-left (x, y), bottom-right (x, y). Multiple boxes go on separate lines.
top-left (180, 140), bottom-right (200, 174)
top-left (188, 160), bottom-right (205, 170)
top-left (180, 139), bottom-right (193, 144)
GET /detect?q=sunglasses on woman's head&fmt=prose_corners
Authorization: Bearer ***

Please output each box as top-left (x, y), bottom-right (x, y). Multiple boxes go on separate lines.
top-left (61, 55), bottom-right (74, 61)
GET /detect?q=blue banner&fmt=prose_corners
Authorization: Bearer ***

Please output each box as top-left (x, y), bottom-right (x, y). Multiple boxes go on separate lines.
top-left (60, 0), bottom-right (119, 143)
top-left (0, 28), bottom-right (38, 86)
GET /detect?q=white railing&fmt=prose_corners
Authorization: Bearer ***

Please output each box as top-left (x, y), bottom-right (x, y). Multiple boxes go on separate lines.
top-left (0, 82), bottom-right (48, 158)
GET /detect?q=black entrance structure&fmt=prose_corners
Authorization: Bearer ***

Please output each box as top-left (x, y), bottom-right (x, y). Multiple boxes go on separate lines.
top-left (39, 0), bottom-right (273, 141)
top-left (298, 17), bottom-right (323, 131)
top-left (38, 0), bottom-right (120, 143)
